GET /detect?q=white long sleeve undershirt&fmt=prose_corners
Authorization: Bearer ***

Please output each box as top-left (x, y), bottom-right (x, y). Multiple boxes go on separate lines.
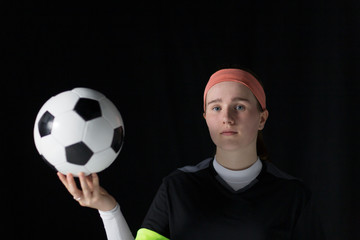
top-left (99, 158), bottom-right (262, 240)
top-left (99, 204), bottom-right (134, 240)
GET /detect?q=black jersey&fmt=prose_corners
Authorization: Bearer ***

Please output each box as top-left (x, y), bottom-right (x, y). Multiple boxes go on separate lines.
top-left (139, 158), bottom-right (325, 240)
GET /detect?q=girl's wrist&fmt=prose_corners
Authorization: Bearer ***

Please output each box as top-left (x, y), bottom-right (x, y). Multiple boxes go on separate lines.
top-left (98, 196), bottom-right (117, 212)
top-left (99, 202), bottom-right (119, 213)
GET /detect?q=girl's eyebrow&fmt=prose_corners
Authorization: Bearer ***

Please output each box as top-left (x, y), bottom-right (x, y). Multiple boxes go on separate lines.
top-left (207, 98), bottom-right (222, 106)
top-left (207, 97), bottom-right (250, 106)
top-left (232, 97), bottom-right (250, 102)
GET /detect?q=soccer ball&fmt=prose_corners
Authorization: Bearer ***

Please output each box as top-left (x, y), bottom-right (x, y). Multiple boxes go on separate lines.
top-left (33, 87), bottom-right (124, 176)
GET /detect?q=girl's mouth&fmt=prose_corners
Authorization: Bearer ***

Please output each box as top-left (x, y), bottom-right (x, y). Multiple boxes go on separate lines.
top-left (220, 131), bottom-right (238, 136)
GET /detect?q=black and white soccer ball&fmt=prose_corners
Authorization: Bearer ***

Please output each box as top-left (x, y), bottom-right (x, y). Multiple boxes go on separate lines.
top-left (33, 88), bottom-right (124, 176)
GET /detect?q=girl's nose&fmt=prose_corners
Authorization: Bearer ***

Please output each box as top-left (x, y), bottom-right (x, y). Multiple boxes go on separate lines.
top-left (222, 108), bottom-right (235, 125)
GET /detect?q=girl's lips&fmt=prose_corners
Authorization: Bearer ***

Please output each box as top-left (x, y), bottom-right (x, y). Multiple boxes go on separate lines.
top-left (220, 131), bottom-right (238, 136)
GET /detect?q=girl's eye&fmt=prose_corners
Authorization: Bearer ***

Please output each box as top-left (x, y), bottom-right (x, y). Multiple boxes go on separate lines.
top-left (212, 106), bottom-right (221, 111)
top-left (236, 105), bottom-right (245, 111)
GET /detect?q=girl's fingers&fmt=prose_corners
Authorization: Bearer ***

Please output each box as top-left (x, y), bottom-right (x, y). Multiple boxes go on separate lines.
top-left (57, 172), bottom-right (81, 199)
top-left (91, 173), bottom-right (100, 190)
top-left (79, 172), bottom-right (92, 200)
top-left (57, 172), bottom-right (69, 189)
top-left (91, 173), bottom-right (103, 197)
top-left (57, 172), bottom-right (115, 210)
top-left (66, 173), bottom-right (82, 198)
top-left (85, 174), bottom-right (94, 190)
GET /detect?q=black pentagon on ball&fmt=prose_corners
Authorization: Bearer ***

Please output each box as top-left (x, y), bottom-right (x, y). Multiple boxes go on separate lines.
top-left (111, 126), bottom-right (124, 153)
top-left (38, 111), bottom-right (55, 137)
top-left (74, 98), bottom-right (102, 121)
top-left (65, 142), bottom-right (93, 165)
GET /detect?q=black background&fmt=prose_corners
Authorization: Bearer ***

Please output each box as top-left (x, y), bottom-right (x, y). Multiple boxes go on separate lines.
top-left (3, 1), bottom-right (360, 239)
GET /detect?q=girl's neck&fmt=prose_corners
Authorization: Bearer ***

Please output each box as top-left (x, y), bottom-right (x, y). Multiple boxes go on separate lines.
top-left (215, 146), bottom-right (258, 171)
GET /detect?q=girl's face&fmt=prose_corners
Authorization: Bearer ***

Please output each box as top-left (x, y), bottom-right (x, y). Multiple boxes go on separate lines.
top-left (204, 81), bottom-right (268, 152)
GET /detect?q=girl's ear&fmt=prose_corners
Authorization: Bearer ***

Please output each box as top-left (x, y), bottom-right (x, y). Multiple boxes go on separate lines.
top-left (258, 110), bottom-right (269, 130)
top-left (203, 112), bottom-right (206, 119)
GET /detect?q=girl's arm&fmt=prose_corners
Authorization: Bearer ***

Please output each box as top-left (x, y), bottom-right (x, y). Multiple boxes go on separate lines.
top-left (99, 204), bottom-right (134, 240)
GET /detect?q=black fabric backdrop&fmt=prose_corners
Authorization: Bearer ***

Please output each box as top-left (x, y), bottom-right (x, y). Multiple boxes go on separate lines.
top-left (3, 2), bottom-right (360, 239)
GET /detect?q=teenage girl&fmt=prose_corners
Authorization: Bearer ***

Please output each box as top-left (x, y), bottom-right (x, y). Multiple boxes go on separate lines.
top-left (58, 68), bottom-right (324, 239)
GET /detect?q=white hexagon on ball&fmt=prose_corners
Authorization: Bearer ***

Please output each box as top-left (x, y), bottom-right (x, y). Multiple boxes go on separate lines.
top-left (40, 135), bottom-right (67, 166)
top-left (100, 98), bottom-right (124, 129)
top-left (72, 87), bottom-right (105, 101)
top-left (46, 91), bottom-right (80, 116)
top-left (51, 111), bottom-right (86, 146)
top-left (83, 118), bottom-right (114, 153)
top-left (85, 148), bottom-right (118, 173)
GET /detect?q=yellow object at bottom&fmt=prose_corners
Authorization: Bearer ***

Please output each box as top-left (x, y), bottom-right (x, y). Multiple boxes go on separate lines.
top-left (135, 228), bottom-right (170, 240)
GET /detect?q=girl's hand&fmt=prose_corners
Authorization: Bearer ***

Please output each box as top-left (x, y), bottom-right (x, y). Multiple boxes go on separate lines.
top-left (57, 172), bottom-right (117, 212)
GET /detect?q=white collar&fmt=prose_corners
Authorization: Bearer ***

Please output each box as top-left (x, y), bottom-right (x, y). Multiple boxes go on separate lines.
top-left (213, 156), bottom-right (262, 191)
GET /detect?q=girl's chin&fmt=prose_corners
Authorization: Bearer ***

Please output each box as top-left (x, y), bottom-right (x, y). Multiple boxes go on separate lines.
top-left (215, 141), bottom-right (256, 152)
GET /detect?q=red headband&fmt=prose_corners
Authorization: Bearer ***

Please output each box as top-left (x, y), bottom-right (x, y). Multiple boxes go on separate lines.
top-left (203, 68), bottom-right (266, 111)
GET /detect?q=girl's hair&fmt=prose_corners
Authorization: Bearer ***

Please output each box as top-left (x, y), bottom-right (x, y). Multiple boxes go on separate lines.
top-left (214, 64), bottom-right (270, 161)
